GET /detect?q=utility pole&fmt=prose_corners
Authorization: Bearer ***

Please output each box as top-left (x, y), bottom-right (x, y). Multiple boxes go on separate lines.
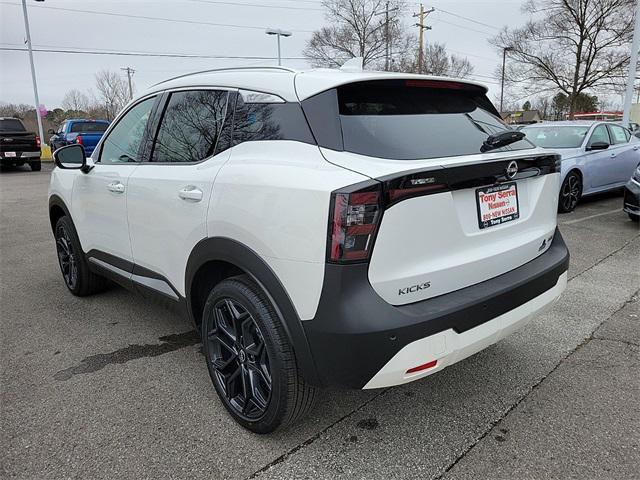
top-left (413, 5), bottom-right (434, 74)
top-left (374, 2), bottom-right (399, 71)
top-left (622, 0), bottom-right (640, 127)
top-left (500, 46), bottom-right (513, 115)
top-left (21, 0), bottom-right (45, 147)
top-left (120, 67), bottom-right (135, 101)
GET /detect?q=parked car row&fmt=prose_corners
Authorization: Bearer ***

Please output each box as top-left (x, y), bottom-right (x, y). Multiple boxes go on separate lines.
top-left (520, 121), bottom-right (640, 213)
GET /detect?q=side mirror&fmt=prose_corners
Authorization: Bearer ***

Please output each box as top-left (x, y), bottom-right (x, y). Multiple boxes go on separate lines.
top-left (586, 141), bottom-right (609, 151)
top-left (53, 144), bottom-right (92, 173)
top-left (47, 128), bottom-right (56, 135)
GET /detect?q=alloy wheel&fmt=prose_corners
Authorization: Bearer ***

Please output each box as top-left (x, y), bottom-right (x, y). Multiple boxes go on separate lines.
top-left (561, 174), bottom-right (581, 212)
top-left (56, 225), bottom-right (78, 290)
top-left (206, 298), bottom-right (272, 420)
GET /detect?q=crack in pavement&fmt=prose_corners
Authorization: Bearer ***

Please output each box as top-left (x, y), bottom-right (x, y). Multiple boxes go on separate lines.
top-left (246, 388), bottom-right (392, 479)
top-left (567, 233), bottom-right (639, 280)
top-left (53, 330), bottom-right (200, 381)
top-left (435, 289), bottom-right (640, 480)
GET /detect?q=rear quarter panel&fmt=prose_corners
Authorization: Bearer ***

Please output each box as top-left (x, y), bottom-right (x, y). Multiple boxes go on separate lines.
top-left (207, 141), bottom-right (366, 320)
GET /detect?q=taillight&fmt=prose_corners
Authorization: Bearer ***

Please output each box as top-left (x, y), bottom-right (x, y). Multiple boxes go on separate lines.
top-left (328, 184), bottom-right (382, 263)
top-left (35, 135), bottom-right (41, 148)
top-left (382, 169), bottom-right (448, 206)
top-left (76, 135), bottom-right (83, 145)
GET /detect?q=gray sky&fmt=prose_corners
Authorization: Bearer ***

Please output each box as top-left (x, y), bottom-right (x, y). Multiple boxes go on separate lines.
top-left (0, 0), bottom-right (527, 109)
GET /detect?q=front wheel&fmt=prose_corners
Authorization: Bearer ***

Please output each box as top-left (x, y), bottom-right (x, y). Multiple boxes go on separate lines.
top-left (202, 275), bottom-right (317, 433)
top-left (559, 171), bottom-right (582, 213)
top-left (54, 216), bottom-right (106, 296)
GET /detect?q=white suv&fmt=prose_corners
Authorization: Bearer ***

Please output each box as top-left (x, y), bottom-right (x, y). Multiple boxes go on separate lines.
top-left (49, 67), bottom-right (569, 433)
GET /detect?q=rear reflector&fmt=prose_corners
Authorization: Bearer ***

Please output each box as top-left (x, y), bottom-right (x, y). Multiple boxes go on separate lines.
top-left (406, 359), bottom-right (437, 374)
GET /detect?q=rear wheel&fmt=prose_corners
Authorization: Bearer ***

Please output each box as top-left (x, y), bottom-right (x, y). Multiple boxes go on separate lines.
top-left (202, 275), bottom-right (317, 433)
top-left (629, 213), bottom-right (639, 222)
top-left (29, 161), bottom-right (41, 171)
top-left (559, 171), bottom-right (582, 213)
top-left (54, 216), bottom-right (106, 296)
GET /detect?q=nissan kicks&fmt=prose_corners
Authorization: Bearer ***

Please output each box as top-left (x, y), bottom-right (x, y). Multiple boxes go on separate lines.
top-left (49, 67), bottom-right (569, 433)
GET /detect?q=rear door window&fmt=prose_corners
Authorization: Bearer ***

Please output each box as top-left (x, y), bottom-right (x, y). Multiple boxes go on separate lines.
top-left (302, 80), bottom-right (533, 160)
top-left (151, 89), bottom-right (229, 163)
top-left (608, 125), bottom-right (629, 144)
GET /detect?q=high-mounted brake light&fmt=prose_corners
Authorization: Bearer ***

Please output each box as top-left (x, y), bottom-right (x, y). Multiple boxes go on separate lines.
top-left (329, 185), bottom-right (382, 263)
top-left (76, 135), bottom-right (83, 145)
top-left (405, 79), bottom-right (466, 89)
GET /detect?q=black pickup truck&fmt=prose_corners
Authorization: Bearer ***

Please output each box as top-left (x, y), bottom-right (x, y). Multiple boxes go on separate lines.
top-left (0, 117), bottom-right (41, 171)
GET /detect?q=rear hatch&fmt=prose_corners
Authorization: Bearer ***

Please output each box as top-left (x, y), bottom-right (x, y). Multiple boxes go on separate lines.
top-left (300, 78), bottom-right (560, 306)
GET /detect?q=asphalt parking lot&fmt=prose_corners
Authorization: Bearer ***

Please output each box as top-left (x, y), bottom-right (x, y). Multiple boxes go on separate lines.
top-left (1, 163), bottom-right (639, 480)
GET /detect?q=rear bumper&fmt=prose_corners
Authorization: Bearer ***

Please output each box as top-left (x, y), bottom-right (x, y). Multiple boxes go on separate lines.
top-left (303, 228), bottom-right (569, 389)
top-left (623, 179), bottom-right (640, 217)
top-left (0, 151), bottom-right (40, 163)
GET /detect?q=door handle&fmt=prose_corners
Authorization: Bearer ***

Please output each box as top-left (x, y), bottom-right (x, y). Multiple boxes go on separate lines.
top-left (178, 186), bottom-right (203, 202)
top-left (633, 146), bottom-right (638, 151)
top-left (610, 153), bottom-right (617, 158)
top-left (107, 181), bottom-right (125, 194)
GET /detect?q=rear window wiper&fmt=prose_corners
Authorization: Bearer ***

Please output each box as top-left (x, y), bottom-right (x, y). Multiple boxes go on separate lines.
top-left (480, 130), bottom-right (526, 153)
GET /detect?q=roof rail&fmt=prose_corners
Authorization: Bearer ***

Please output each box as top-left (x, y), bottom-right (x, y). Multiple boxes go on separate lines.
top-left (150, 66), bottom-right (297, 87)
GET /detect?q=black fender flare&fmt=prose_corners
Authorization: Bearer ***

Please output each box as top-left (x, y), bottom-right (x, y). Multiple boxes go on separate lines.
top-left (185, 237), bottom-right (320, 385)
top-left (48, 194), bottom-right (73, 233)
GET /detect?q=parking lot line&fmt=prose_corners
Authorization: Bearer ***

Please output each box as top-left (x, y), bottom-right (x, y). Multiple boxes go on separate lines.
top-left (560, 208), bottom-right (622, 225)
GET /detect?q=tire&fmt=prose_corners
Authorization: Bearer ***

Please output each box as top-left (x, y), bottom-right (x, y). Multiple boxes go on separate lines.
top-left (558, 170), bottom-right (582, 213)
top-left (201, 275), bottom-right (317, 433)
top-left (54, 216), bottom-right (107, 296)
top-left (30, 161), bottom-right (41, 171)
top-left (629, 213), bottom-right (639, 222)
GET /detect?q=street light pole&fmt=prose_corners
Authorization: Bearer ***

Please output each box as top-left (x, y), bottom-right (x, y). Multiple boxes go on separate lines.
top-left (622, 0), bottom-right (640, 127)
top-left (500, 46), bottom-right (513, 115)
top-left (265, 29), bottom-right (292, 66)
top-left (21, 0), bottom-right (45, 146)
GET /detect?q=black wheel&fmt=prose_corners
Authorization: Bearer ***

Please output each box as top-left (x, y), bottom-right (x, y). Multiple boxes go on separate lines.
top-left (629, 213), bottom-right (639, 223)
top-left (202, 275), bottom-right (317, 433)
top-left (54, 216), bottom-right (106, 296)
top-left (30, 161), bottom-right (41, 171)
top-left (559, 171), bottom-right (582, 213)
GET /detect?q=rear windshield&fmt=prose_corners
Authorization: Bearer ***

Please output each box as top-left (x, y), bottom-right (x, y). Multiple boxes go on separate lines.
top-left (0, 119), bottom-right (26, 132)
top-left (70, 122), bottom-right (109, 133)
top-left (521, 125), bottom-right (589, 148)
top-left (302, 80), bottom-right (533, 160)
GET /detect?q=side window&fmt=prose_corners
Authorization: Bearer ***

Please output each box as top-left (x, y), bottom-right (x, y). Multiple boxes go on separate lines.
top-left (608, 125), bottom-right (629, 145)
top-left (588, 125), bottom-right (610, 147)
top-left (232, 96), bottom-right (314, 146)
top-left (58, 122), bottom-right (66, 135)
top-left (151, 90), bottom-right (229, 163)
top-left (99, 97), bottom-right (156, 164)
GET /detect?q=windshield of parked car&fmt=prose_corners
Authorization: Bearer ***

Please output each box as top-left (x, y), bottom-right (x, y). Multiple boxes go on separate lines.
top-left (0, 119), bottom-right (26, 132)
top-left (70, 122), bottom-right (109, 133)
top-left (521, 125), bottom-right (590, 148)
top-left (302, 80), bottom-right (533, 160)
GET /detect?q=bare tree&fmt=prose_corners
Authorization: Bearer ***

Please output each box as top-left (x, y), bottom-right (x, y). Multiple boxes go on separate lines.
top-left (61, 89), bottom-right (90, 113)
top-left (94, 70), bottom-right (131, 120)
top-left (492, 0), bottom-right (635, 117)
top-left (304, 0), bottom-right (409, 69)
top-left (392, 42), bottom-right (475, 78)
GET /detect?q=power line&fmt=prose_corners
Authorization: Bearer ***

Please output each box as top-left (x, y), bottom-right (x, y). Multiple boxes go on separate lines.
top-left (435, 7), bottom-right (501, 31)
top-left (0, 2), bottom-right (315, 33)
top-left (185, 0), bottom-right (323, 11)
top-left (0, 46), bottom-right (306, 60)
